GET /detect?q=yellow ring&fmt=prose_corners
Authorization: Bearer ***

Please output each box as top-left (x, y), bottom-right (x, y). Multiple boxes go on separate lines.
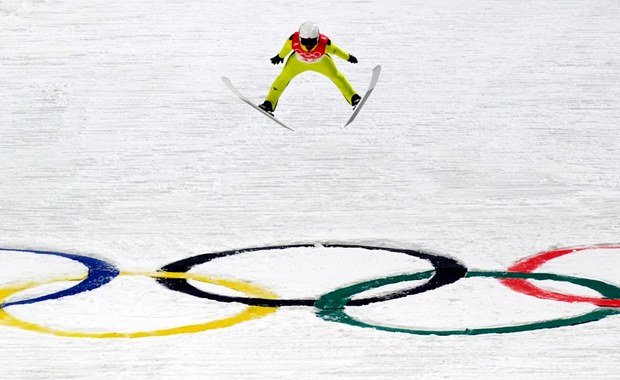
top-left (0, 271), bottom-right (278, 338)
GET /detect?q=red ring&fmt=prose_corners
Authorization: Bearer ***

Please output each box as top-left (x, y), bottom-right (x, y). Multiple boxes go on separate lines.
top-left (501, 245), bottom-right (620, 307)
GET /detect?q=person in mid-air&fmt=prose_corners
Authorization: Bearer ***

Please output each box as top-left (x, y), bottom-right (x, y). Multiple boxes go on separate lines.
top-left (258, 21), bottom-right (361, 114)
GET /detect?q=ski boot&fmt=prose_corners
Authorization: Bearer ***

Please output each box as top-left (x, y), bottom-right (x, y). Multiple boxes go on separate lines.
top-left (351, 94), bottom-right (361, 109)
top-left (258, 100), bottom-right (274, 115)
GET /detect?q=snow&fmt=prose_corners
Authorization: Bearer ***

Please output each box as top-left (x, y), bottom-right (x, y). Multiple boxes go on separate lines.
top-left (1, 0), bottom-right (619, 378)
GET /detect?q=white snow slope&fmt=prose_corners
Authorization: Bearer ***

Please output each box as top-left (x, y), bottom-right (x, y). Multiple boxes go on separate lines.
top-left (1, 0), bottom-right (619, 379)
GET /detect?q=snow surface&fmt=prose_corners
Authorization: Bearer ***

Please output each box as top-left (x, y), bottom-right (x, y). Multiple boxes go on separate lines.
top-left (1, 0), bottom-right (619, 379)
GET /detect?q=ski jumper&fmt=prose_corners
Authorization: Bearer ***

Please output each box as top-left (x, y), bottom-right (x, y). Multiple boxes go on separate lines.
top-left (264, 32), bottom-right (357, 110)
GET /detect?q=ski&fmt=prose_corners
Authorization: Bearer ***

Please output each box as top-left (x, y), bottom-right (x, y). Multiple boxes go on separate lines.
top-left (221, 77), bottom-right (294, 132)
top-left (344, 65), bottom-right (381, 127)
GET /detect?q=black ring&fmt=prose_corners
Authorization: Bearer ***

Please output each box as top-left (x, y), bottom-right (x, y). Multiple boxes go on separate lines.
top-left (156, 243), bottom-right (467, 307)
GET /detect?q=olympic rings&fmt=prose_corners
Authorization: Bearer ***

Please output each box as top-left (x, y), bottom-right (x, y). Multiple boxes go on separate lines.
top-left (315, 270), bottom-right (620, 335)
top-left (1, 243), bottom-right (618, 338)
top-left (156, 244), bottom-right (468, 307)
top-left (0, 271), bottom-right (278, 338)
top-left (501, 245), bottom-right (620, 307)
top-left (0, 248), bottom-right (119, 307)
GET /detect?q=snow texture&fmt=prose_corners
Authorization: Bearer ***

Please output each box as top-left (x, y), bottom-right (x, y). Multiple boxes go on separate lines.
top-left (1, 0), bottom-right (619, 379)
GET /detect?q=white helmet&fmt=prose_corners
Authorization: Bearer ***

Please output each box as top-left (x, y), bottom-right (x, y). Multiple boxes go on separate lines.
top-left (299, 21), bottom-right (319, 39)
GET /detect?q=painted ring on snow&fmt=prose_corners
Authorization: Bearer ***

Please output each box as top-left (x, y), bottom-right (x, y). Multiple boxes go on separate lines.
top-left (501, 244), bottom-right (620, 307)
top-left (156, 243), bottom-right (467, 307)
top-left (315, 270), bottom-right (620, 335)
top-left (0, 248), bottom-right (119, 307)
top-left (0, 271), bottom-right (278, 338)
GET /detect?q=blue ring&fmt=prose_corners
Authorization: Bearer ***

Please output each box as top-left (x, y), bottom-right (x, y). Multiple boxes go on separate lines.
top-left (0, 248), bottom-right (119, 307)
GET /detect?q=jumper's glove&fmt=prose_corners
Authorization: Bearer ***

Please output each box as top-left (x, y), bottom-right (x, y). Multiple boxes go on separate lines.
top-left (347, 54), bottom-right (358, 64)
top-left (270, 55), bottom-right (284, 65)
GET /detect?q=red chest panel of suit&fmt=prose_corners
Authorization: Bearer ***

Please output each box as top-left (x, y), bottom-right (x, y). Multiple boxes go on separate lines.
top-left (291, 32), bottom-right (329, 63)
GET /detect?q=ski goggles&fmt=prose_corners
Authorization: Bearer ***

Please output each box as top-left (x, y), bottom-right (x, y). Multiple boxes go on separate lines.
top-left (300, 37), bottom-right (318, 49)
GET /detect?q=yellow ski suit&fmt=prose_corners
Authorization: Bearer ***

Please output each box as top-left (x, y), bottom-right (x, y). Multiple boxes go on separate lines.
top-left (264, 34), bottom-right (358, 110)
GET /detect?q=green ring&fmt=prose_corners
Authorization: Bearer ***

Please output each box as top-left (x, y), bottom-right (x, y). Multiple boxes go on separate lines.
top-left (315, 271), bottom-right (620, 335)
